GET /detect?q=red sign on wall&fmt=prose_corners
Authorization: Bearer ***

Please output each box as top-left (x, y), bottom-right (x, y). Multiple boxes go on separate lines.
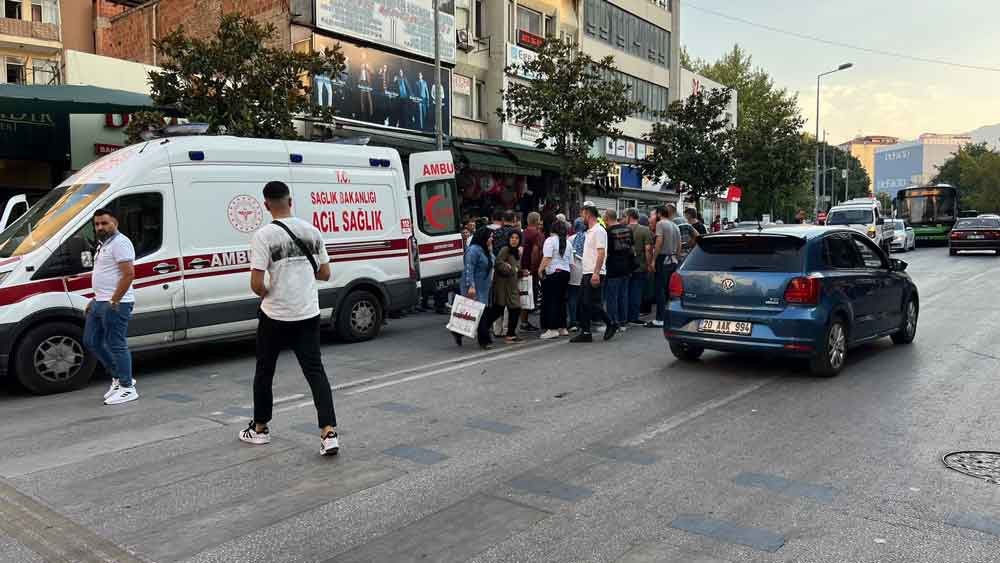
top-left (517, 30), bottom-right (545, 50)
top-left (95, 143), bottom-right (123, 155)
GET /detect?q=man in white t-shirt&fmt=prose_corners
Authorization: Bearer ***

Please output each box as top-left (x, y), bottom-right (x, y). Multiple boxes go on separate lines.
top-left (570, 205), bottom-right (618, 343)
top-left (239, 181), bottom-right (340, 457)
top-left (84, 208), bottom-right (138, 406)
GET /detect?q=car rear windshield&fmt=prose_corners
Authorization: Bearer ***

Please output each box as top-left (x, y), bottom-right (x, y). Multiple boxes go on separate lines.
top-left (683, 234), bottom-right (806, 272)
top-left (826, 209), bottom-right (874, 225)
top-left (955, 218), bottom-right (1000, 229)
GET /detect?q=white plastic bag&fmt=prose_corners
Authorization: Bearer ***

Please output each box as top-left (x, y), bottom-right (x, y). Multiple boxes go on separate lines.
top-left (447, 295), bottom-right (486, 339)
top-left (519, 275), bottom-right (535, 310)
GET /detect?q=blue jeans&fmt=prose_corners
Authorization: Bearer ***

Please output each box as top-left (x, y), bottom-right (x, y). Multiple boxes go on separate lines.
top-left (628, 271), bottom-right (647, 323)
top-left (84, 301), bottom-right (134, 387)
top-left (567, 284), bottom-right (580, 326)
top-left (605, 276), bottom-right (629, 325)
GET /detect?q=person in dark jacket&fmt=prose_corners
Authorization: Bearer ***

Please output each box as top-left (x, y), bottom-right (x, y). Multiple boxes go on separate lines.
top-left (492, 231), bottom-right (523, 344)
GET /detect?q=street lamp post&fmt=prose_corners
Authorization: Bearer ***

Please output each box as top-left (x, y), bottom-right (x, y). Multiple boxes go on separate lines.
top-left (814, 62), bottom-right (853, 218)
top-left (433, 0), bottom-right (444, 150)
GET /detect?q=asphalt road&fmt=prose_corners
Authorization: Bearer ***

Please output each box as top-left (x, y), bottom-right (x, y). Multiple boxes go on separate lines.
top-left (2, 246), bottom-right (1000, 563)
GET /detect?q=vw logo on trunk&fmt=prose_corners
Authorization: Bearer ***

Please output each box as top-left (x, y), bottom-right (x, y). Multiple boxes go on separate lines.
top-left (721, 278), bottom-right (736, 291)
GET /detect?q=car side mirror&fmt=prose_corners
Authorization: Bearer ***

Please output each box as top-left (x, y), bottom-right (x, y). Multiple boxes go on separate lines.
top-left (890, 258), bottom-right (907, 272)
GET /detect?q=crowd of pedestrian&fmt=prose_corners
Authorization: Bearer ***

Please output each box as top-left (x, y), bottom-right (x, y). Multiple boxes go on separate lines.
top-left (451, 201), bottom-right (708, 349)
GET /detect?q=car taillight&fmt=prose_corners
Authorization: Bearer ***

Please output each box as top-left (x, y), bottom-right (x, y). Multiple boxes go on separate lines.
top-left (784, 276), bottom-right (820, 305)
top-left (408, 237), bottom-right (419, 280)
top-left (950, 231), bottom-right (963, 239)
top-left (989, 231), bottom-right (1000, 240)
top-left (669, 272), bottom-right (683, 299)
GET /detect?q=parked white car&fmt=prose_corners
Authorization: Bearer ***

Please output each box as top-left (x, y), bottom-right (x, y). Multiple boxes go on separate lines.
top-left (888, 219), bottom-right (916, 252)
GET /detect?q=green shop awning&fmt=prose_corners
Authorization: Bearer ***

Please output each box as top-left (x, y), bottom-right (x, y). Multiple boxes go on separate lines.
top-left (454, 146), bottom-right (540, 176)
top-left (454, 138), bottom-right (564, 173)
top-left (0, 84), bottom-right (175, 114)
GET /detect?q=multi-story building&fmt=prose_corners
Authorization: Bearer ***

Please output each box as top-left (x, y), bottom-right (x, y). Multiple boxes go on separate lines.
top-left (874, 133), bottom-right (972, 196)
top-left (837, 135), bottom-right (899, 194)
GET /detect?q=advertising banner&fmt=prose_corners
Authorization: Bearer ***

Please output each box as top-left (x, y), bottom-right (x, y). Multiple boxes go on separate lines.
top-left (316, 0), bottom-right (456, 64)
top-left (313, 36), bottom-right (451, 135)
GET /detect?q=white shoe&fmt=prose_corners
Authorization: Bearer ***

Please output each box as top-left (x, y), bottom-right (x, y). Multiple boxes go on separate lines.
top-left (239, 422), bottom-right (270, 445)
top-left (645, 320), bottom-right (664, 328)
top-left (558, 329), bottom-right (570, 337)
top-left (103, 378), bottom-right (120, 399)
top-left (104, 386), bottom-right (139, 405)
top-left (618, 325), bottom-right (628, 333)
top-left (320, 431), bottom-right (340, 456)
top-left (540, 330), bottom-right (560, 340)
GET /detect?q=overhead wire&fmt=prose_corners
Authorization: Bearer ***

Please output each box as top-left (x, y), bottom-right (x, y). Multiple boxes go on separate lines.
top-left (685, 1), bottom-right (1000, 73)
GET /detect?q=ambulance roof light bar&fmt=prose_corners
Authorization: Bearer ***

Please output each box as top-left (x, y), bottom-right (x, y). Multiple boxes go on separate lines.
top-left (140, 123), bottom-right (213, 141)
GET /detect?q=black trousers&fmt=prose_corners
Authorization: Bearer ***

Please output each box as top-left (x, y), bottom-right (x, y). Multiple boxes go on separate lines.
top-left (253, 312), bottom-right (337, 429)
top-left (490, 305), bottom-right (521, 337)
top-left (541, 271), bottom-right (570, 330)
top-left (577, 275), bottom-right (612, 334)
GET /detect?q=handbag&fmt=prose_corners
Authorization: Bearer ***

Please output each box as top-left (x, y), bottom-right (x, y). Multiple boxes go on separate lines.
top-left (447, 295), bottom-right (486, 339)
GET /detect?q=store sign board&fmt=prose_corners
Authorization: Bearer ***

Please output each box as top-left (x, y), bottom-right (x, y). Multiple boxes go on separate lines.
top-left (453, 74), bottom-right (472, 96)
top-left (0, 113), bottom-right (69, 161)
top-left (615, 139), bottom-right (627, 156)
top-left (626, 141), bottom-right (636, 159)
top-left (507, 43), bottom-right (540, 80)
top-left (517, 30), bottom-right (545, 50)
top-left (316, 0), bottom-right (456, 64)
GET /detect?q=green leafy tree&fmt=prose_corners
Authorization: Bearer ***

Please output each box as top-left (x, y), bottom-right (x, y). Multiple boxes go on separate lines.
top-left (642, 88), bottom-right (736, 202)
top-left (498, 37), bottom-right (643, 189)
top-left (933, 142), bottom-right (993, 186)
top-left (683, 44), bottom-right (813, 221)
top-left (936, 144), bottom-right (1000, 213)
top-left (124, 111), bottom-right (168, 145)
top-left (148, 14), bottom-right (344, 139)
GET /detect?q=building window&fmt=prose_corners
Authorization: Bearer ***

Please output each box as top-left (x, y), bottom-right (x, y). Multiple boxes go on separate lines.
top-left (454, 74), bottom-right (473, 119)
top-left (517, 5), bottom-right (542, 36)
top-left (584, 0), bottom-right (670, 68)
top-left (475, 0), bottom-right (484, 38)
top-left (475, 80), bottom-right (487, 121)
top-left (31, 58), bottom-right (56, 84)
top-left (599, 66), bottom-right (668, 121)
top-left (544, 14), bottom-right (554, 37)
top-left (5, 0), bottom-right (22, 19)
top-left (5, 57), bottom-right (25, 84)
top-left (456, 0), bottom-right (470, 32)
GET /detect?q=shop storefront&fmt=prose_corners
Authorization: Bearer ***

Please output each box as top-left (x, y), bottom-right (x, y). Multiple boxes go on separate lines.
top-left (0, 112), bottom-right (70, 206)
top-left (592, 136), bottom-right (677, 216)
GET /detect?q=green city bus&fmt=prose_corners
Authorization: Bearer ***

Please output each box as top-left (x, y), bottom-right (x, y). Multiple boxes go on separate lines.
top-left (894, 184), bottom-right (959, 242)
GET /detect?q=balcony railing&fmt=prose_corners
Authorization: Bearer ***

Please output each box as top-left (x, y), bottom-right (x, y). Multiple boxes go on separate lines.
top-left (0, 17), bottom-right (60, 43)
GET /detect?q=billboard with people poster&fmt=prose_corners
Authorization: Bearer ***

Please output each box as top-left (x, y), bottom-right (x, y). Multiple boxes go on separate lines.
top-left (312, 35), bottom-right (452, 136)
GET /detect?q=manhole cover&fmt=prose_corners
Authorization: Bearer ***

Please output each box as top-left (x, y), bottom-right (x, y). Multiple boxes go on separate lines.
top-left (942, 451), bottom-right (1000, 484)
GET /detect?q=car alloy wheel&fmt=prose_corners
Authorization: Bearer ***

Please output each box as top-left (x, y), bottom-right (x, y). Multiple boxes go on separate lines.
top-left (34, 335), bottom-right (84, 384)
top-left (828, 323), bottom-right (846, 370)
top-left (905, 300), bottom-right (917, 338)
top-left (351, 300), bottom-right (376, 334)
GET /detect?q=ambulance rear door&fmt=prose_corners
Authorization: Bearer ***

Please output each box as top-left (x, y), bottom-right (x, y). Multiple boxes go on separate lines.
top-left (408, 151), bottom-right (464, 292)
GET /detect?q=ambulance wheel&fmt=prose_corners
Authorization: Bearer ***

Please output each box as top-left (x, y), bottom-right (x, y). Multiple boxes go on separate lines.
top-left (337, 290), bottom-right (383, 342)
top-left (14, 322), bottom-right (96, 395)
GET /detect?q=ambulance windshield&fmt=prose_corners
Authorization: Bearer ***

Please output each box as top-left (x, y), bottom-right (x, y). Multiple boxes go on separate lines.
top-left (0, 183), bottom-right (110, 258)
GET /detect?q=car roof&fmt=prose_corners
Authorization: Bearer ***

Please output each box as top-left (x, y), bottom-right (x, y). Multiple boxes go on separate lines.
top-left (706, 225), bottom-right (854, 240)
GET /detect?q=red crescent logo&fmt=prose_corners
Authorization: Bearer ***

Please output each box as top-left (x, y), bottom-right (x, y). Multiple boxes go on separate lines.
top-left (424, 195), bottom-right (451, 229)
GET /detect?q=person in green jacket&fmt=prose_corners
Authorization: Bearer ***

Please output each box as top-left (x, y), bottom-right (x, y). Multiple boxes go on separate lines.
top-left (493, 231), bottom-right (524, 344)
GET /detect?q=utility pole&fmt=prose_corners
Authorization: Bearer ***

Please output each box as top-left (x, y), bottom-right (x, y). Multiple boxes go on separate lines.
top-left (433, 0), bottom-right (444, 150)
top-left (845, 155), bottom-right (850, 202)
top-left (814, 63), bottom-right (853, 217)
top-left (822, 130), bottom-right (827, 208)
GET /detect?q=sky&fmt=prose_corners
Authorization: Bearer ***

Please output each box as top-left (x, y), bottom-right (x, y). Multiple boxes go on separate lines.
top-left (680, 0), bottom-right (1000, 145)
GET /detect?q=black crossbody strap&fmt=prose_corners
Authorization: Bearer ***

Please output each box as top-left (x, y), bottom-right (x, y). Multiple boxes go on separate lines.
top-left (272, 220), bottom-right (319, 273)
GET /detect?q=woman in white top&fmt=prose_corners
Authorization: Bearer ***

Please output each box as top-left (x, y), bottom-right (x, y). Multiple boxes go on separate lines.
top-left (538, 219), bottom-right (574, 339)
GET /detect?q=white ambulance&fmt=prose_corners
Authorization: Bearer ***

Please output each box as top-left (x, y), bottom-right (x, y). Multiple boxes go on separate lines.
top-left (0, 135), bottom-right (463, 394)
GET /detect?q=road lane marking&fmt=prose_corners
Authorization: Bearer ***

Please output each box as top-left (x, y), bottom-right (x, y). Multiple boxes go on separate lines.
top-left (0, 417), bottom-right (222, 478)
top-left (622, 378), bottom-right (777, 447)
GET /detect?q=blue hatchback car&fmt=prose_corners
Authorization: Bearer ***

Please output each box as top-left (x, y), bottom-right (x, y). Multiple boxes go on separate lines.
top-left (665, 226), bottom-right (919, 376)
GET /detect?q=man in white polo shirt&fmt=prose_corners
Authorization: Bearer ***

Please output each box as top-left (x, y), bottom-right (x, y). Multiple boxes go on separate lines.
top-left (83, 208), bottom-right (138, 406)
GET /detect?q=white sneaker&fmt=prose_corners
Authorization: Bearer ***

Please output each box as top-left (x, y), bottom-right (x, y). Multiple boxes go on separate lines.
top-left (239, 422), bottom-right (270, 445)
top-left (540, 330), bottom-right (560, 340)
top-left (618, 325), bottom-right (628, 333)
top-left (558, 329), bottom-right (570, 337)
top-left (645, 320), bottom-right (664, 328)
top-left (320, 431), bottom-right (339, 456)
top-left (103, 378), bottom-right (120, 399)
top-left (104, 386), bottom-right (139, 405)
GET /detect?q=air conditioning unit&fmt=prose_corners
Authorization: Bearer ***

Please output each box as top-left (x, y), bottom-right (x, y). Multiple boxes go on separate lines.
top-left (457, 29), bottom-right (473, 52)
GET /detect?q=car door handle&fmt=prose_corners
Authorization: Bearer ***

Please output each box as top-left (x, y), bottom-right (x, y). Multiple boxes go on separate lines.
top-left (188, 258), bottom-right (210, 269)
top-left (153, 262), bottom-right (178, 274)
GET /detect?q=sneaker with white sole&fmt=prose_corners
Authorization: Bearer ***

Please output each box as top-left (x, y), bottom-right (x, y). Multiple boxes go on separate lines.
top-left (320, 431), bottom-right (339, 456)
top-left (558, 328), bottom-right (570, 337)
top-left (239, 422), bottom-right (270, 445)
top-left (539, 329), bottom-right (560, 340)
top-left (103, 378), bottom-right (120, 399)
top-left (104, 386), bottom-right (138, 405)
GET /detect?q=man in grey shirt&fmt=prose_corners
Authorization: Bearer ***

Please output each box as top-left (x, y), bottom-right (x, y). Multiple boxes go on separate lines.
top-left (647, 204), bottom-right (682, 328)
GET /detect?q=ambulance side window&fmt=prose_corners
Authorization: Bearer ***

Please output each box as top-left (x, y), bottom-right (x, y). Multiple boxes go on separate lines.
top-left (415, 179), bottom-right (460, 236)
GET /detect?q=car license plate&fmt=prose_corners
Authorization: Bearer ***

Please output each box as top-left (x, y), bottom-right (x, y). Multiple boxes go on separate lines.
top-left (435, 277), bottom-right (459, 291)
top-left (698, 319), bottom-right (752, 336)
top-left (968, 234), bottom-right (985, 240)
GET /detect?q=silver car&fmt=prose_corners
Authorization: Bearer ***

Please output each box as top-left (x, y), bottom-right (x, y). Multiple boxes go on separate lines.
top-left (888, 219), bottom-right (916, 252)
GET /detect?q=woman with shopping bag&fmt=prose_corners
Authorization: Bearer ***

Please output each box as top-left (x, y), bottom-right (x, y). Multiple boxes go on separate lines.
top-left (454, 227), bottom-right (498, 349)
top-left (493, 231), bottom-right (524, 344)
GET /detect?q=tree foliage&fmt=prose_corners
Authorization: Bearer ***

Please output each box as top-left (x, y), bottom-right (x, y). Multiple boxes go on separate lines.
top-left (641, 88), bottom-right (736, 202)
top-left (124, 111), bottom-right (168, 145)
top-left (148, 14), bottom-right (344, 139)
top-left (498, 37), bottom-right (644, 188)
top-left (935, 143), bottom-right (1000, 213)
top-left (684, 45), bottom-right (813, 221)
